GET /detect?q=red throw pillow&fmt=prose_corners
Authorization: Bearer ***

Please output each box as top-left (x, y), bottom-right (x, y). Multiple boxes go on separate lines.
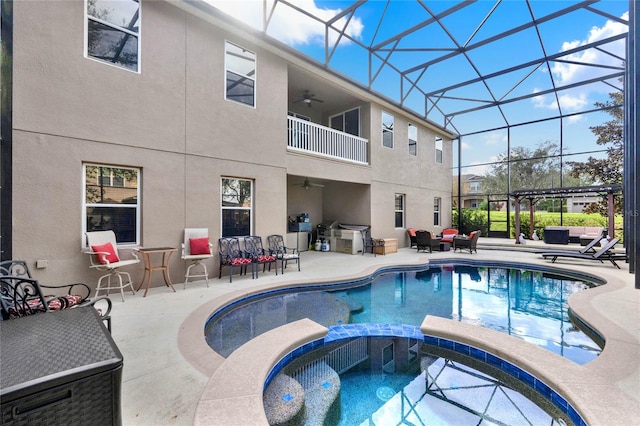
top-left (91, 242), bottom-right (120, 264)
top-left (190, 237), bottom-right (210, 255)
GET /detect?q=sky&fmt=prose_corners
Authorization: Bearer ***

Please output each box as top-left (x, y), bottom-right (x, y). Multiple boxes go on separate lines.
top-left (205, 0), bottom-right (628, 176)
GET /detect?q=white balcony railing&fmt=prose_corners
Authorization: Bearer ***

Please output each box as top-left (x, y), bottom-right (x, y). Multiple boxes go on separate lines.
top-left (287, 116), bottom-right (369, 165)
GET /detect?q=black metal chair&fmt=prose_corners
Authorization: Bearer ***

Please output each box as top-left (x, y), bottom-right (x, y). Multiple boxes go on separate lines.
top-left (267, 235), bottom-right (300, 274)
top-left (361, 229), bottom-right (385, 256)
top-left (243, 236), bottom-right (278, 279)
top-left (218, 237), bottom-right (251, 283)
top-left (415, 230), bottom-right (441, 253)
top-left (0, 260), bottom-right (113, 331)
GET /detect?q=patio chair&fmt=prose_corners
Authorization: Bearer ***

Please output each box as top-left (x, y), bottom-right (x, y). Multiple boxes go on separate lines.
top-left (439, 228), bottom-right (459, 243)
top-left (182, 228), bottom-right (214, 288)
top-left (407, 228), bottom-right (417, 248)
top-left (218, 237), bottom-right (251, 282)
top-left (541, 238), bottom-right (627, 268)
top-left (415, 230), bottom-right (441, 253)
top-left (361, 229), bottom-right (385, 256)
top-left (267, 234), bottom-right (300, 274)
top-left (85, 230), bottom-right (139, 302)
top-left (0, 260), bottom-right (113, 331)
top-left (243, 236), bottom-right (278, 279)
top-left (534, 234), bottom-right (603, 256)
top-left (453, 230), bottom-right (481, 254)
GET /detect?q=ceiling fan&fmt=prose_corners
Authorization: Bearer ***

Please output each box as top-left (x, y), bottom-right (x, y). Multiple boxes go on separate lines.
top-left (297, 178), bottom-right (325, 190)
top-left (293, 90), bottom-right (324, 107)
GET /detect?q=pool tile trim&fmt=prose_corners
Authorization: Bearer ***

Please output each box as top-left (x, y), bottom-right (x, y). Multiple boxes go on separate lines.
top-left (265, 322), bottom-right (587, 426)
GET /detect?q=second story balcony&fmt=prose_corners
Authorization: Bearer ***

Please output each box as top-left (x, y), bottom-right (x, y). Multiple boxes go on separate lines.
top-left (287, 116), bottom-right (369, 165)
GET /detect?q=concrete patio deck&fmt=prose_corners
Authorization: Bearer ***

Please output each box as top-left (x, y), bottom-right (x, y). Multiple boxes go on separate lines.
top-left (108, 238), bottom-right (639, 425)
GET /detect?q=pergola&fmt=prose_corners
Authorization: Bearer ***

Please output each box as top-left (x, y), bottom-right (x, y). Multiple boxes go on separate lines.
top-left (511, 184), bottom-right (623, 243)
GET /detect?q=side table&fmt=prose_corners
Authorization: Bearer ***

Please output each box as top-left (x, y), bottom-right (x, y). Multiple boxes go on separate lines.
top-left (137, 247), bottom-right (177, 297)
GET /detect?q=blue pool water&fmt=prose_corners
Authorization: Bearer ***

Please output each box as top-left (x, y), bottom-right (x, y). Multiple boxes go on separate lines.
top-left (277, 336), bottom-right (576, 425)
top-left (206, 263), bottom-right (601, 364)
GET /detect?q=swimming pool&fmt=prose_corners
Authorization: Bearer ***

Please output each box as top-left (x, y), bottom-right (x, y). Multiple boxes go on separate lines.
top-left (205, 261), bottom-right (601, 426)
top-left (205, 262), bottom-right (602, 364)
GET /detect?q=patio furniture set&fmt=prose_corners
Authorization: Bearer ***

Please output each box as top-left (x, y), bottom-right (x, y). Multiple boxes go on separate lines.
top-left (408, 228), bottom-right (482, 254)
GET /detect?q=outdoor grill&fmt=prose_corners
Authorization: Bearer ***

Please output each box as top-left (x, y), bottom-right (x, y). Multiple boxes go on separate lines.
top-left (316, 221), bottom-right (367, 254)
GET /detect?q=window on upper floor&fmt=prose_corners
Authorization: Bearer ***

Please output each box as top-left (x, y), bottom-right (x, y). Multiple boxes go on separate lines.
top-left (470, 181), bottom-right (481, 192)
top-left (86, 0), bottom-right (140, 72)
top-left (221, 178), bottom-right (253, 237)
top-left (433, 197), bottom-right (441, 227)
top-left (395, 193), bottom-right (405, 228)
top-left (382, 111), bottom-right (394, 149)
top-left (435, 137), bottom-right (443, 163)
top-left (84, 164), bottom-right (140, 245)
top-left (225, 41), bottom-right (256, 107)
top-left (408, 123), bottom-right (417, 156)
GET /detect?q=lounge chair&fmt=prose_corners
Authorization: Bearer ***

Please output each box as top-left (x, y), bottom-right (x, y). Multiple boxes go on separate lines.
top-left (415, 230), bottom-right (440, 253)
top-left (535, 234), bottom-right (603, 256)
top-left (540, 238), bottom-right (626, 268)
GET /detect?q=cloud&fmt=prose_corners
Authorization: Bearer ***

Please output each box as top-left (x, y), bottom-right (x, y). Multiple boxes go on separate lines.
top-left (531, 88), bottom-right (589, 113)
top-left (204, 0), bottom-right (363, 47)
top-left (550, 12), bottom-right (628, 86)
top-left (482, 131), bottom-right (506, 146)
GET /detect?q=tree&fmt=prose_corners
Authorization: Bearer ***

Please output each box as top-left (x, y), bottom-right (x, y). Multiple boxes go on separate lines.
top-left (566, 89), bottom-right (623, 215)
top-left (481, 140), bottom-right (561, 196)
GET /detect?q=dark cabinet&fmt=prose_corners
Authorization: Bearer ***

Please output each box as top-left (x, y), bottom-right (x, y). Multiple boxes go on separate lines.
top-left (1, 307), bottom-right (123, 425)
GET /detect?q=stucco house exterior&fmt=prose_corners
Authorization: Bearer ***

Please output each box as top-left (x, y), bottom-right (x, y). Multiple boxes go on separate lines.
top-left (3, 0), bottom-right (455, 289)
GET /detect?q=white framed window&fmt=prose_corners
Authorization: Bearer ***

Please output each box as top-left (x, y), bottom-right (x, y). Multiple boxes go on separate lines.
top-left (470, 181), bottom-right (481, 192)
top-left (434, 197), bottom-right (441, 226)
top-left (408, 123), bottom-right (417, 156)
top-left (85, 0), bottom-right (140, 72)
top-left (435, 137), bottom-right (443, 163)
top-left (83, 164), bottom-right (140, 245)
top-left (394, 193), bottom-right (405, 228)
top-left (330, 107), bottom-right (361, 136)
top-left (221, 178), bottom-right (253, 237)
top-left (225, 41), bottom-right (256, 107)
top-left (382, 111), bottom-right (394, 148)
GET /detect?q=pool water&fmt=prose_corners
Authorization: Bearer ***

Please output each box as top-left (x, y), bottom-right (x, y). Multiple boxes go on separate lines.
top-left (283, 337), bottom-right (572, 425)
top-left (206, 264), bottom-right (601, 364)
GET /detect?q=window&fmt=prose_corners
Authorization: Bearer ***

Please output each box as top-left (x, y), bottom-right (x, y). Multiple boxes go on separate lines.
top-left (221, 178), bottom-right (253, 236)
top-left (394, 194), bottom-right (405, 228)
top-left (435, 137), bottom-right (443, 163)
top-left (470, 181), bottom-right (481, 192)
top-left (408, 123), bottom-right (417, 156)
top-left (330, 108), bottom-right (360, 136)
top-left (84, 164), bottom-right (140, 245)
top-left (433, 197), bottom-right (441, 226)
top-left (382, 111), bottom-right (394, 148)
top-left (225, 41), bottom-right (256, 107)
top-left (86, 0), bottom-right (140, 72)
